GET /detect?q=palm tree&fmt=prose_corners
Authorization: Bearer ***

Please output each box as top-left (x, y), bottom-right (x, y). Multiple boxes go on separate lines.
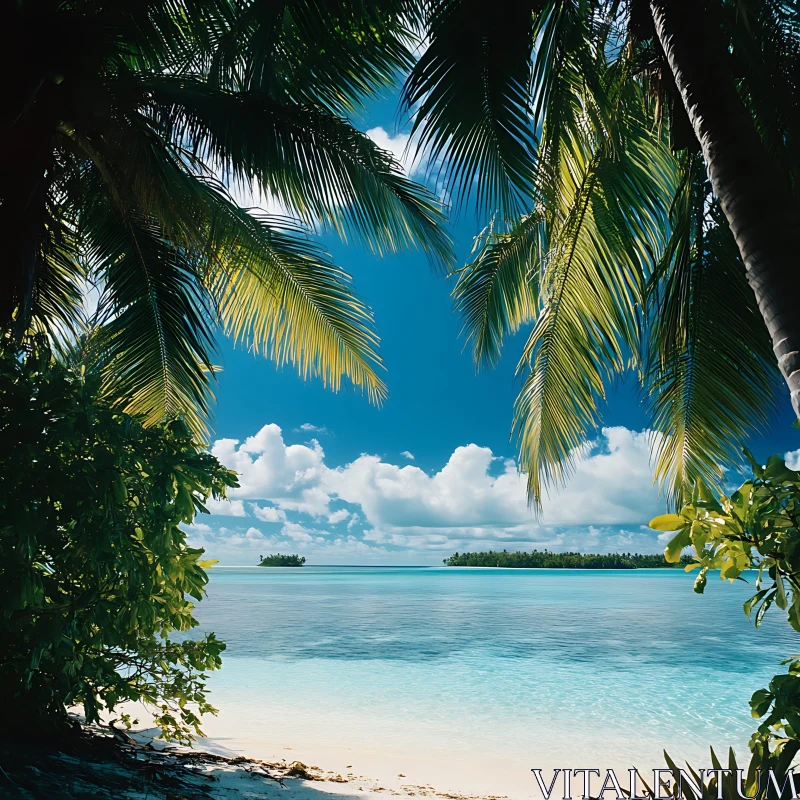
top-left (0, 0), bottom-right (453, 433)
top-left (647, 0), bottom-right (800, 420)
top-left (401, 0), bottom-right (793, 506)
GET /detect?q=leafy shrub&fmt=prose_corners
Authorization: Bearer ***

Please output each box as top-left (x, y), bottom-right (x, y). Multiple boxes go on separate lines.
top-left (650, 452), bottom-right (800, 762)
top-left (0, 342), bottom-right (238, 743)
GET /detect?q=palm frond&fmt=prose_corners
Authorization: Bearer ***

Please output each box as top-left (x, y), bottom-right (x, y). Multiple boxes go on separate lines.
top-left (728, 0), bottom-right (800, 190)
top-left (512, 81), bottom-right (675, 507)
top-left (207, 0), bottom-right (416, 114)
top-left (70, 114), bottom-right (388, 409)
top-left (27, 199), bottom-right (87, 351)
top-left (83, 185), bottom-right (217, 435)
top-left (401, 0), bottom-right (538, 215)
top-left (199, 187), bottom-right (387, 403)
top-left (645, 158), bottom-right (781, 506)
top-left (529, 0), bottom-right (621, 200)
top-left (514, 151), bottom-right (628, 507)
top-left (133, 75), bottom-right (454, 271)
top-left (452, 211), bottom-right (543, 368)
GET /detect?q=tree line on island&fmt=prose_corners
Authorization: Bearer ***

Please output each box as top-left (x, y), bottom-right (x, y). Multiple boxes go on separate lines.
top-left (258, 554), bottom-right (306, 567)
top-left (443, 550), bottom-right (691, 569)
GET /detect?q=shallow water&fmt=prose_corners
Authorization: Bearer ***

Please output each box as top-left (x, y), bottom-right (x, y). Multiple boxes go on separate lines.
top-left (193, 566), bottom-right (797, 769)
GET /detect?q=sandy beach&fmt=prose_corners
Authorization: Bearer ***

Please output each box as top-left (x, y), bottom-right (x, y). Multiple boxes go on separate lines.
top-left (104, 705), bottom-right (543, 800)
top-left (7, 714), bottom-right (528, 800)
top-left (192, 726), bottom-right (538, 800)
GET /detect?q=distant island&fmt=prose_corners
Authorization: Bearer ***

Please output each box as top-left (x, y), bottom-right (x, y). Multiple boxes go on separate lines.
top-left (258, 553), bottom-right (306, 567)
top-left (443, 550), bottom-right (690, 569)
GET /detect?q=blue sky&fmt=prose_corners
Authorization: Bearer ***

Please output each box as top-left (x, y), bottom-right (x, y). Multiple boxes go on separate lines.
top-left (187, 94), bottom-right (799, 566)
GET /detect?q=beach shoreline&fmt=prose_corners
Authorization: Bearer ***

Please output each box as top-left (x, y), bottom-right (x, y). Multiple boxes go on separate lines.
top-left (2, 717), bottom-right (532, 800)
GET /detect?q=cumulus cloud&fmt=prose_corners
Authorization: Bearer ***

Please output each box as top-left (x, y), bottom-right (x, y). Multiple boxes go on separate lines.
top-left (296, 423), bottom-right (329, 434)
top-left (325, 427), bottom-right (658, 531)
top-left (195, 423), bottom-right (669, 564)
top-left (281, 522), bottom-right (317, 542)
top-left (204, 497), bottom-right (247, 517)
top-left (400, 450), bottom-right (415, 461)
top-left (366, 127), bottom-right (425, 176)
top-left (786, 449), bottom-right (800, 470)
top-left (211, 424), bottom-right (330, 516)
top-left (251, 504), bottom-right (286, 523)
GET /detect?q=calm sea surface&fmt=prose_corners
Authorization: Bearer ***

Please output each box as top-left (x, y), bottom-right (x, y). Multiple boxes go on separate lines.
top-left (193, 566), bottom-right (797, 769)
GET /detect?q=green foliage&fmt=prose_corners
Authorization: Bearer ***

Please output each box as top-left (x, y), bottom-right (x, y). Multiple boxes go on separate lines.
top-left (258, 554), bottom-right (306, 567)
top-left (4, 1), bottom-right (454, 434)
top-left (0, 339), bottom-right (238, 744)
top-left (650, 452), bottom-right (800, 626)
top-left (651, 453), bottom-right (800, 764)
top-left (412, 0), bottom-right (789, 508)
top-left (655, 744), bottom-right (799, 800)
top-left (443, 550), bottom-right (688, 569)
top-left (750, 656), bottom-right (800, 756)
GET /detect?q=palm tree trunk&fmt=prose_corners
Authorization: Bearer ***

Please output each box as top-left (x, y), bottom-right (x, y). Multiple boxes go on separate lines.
top-left (650, 0), bottom-right (800, 418)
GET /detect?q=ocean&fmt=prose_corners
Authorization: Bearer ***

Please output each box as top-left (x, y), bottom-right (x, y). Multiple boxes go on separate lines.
top-left (191, 566), bottom-right (794, 780)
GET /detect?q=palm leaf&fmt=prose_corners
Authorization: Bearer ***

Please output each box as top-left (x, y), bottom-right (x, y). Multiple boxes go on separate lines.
top-left (199, 187), bottom-right (387, 403)
top-left (207, 0), bottom-right (416, 115)
top-left (68, 102), bottom-right (388, 412)
top-left (645, 158), bottom-right (781, 505)
top-left (133, 75), bottom-right (454, 271)
top-left (28, 199), bottom-right (87, 350)
top-left (513, 80), bottom-right (675, 507)
top-left (452, 211), bottom-right (544, 368)
top-left (81, 176), bottom-right (217, 434)
top-left (401, 0), bottom-right (538, 215)
top-left (514, 150), bottom-right (628, 506)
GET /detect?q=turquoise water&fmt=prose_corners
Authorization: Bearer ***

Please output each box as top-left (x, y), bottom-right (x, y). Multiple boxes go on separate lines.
top-left (194, 566), bottom-right (797, 768)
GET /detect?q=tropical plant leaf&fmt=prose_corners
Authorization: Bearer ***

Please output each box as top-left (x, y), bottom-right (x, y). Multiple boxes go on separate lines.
top-left (199, 187), bottom-right (387, 403)
top-left (512, 73), bottom-right (675, 507)
top-left (401, 0), bottom-right (538, 215)
top-left (208, 0), bottom-right (417, 115)
top-left (85, 191), bottom-right (217, 435)
top-left (645, 156), bottom-right (780, 506)
top-left (452, 211), bottom-right (543, 368)
top-left (134, 75), bottom-right (454, 271)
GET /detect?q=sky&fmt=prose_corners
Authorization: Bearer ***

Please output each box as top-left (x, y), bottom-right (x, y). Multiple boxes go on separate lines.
top-left (187, 93), bottom-right (800, 566)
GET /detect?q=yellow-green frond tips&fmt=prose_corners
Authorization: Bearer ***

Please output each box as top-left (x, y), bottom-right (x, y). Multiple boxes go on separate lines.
top-left (645, 159), bottom-right (780, 508)
top-left (205, 204), bottom-right (387, 405)
top-left (452, 213), bottom-right (542, 369)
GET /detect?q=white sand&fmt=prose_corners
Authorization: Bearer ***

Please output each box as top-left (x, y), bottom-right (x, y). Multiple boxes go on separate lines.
top-left (105, 704), bottom-right (545, 800)
top-left (87, 699), bottom-right (657, 800)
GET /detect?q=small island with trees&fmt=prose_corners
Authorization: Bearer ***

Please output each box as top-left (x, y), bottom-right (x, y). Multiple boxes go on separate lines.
top-left (443, 550), bottom-right (689, 569)
top-left (258, 553), bottom-right (307, 567)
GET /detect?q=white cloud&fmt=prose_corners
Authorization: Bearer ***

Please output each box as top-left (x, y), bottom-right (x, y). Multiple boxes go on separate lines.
top-left (400, 450), bottom-right (415, 461)
top-left (211, 425), bottom-right (331, 516)
top-left (786, 449), bottom-right (800, 470)
top-left (281, 522), bottom-right (316, 542)
top-left (251, 504), bottom-right (287, 523)
top-left (325, 427), bottom-right (658, 531)
top-left (204, 497), bottom-right (247, 517)
top-left (347, 513), bottom-right (361, 532)
top-left (296, 422), bottom-right (329, 435)
top-left (366, 127), bottom-right (425, 176)
top-left (184, 522), bottom-right (213, 536)
top-left (200, 423), bottom-right (668, 563)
